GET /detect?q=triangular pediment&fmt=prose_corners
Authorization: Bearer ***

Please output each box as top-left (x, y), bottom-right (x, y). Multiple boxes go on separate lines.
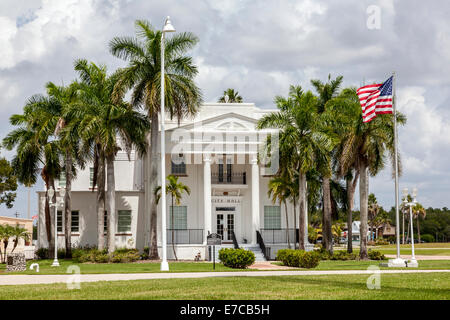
top-left (167, 112), bottom-right (258, 132)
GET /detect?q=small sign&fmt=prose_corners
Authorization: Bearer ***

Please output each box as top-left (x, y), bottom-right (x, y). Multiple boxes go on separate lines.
top-left (207, 233), bottom-right (222, 246)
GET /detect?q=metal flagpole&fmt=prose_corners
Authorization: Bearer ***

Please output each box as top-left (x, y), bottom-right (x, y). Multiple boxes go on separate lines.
top-left (391, 71), bottom-right (404, 266)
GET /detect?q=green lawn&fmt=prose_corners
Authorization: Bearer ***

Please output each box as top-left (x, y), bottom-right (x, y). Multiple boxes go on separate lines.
top-left (335, 243), bottom-right (450, 256)
top-left (1, 259), bottom-right (450, 275)
top-left (1, 273), bottom-right (449, 300)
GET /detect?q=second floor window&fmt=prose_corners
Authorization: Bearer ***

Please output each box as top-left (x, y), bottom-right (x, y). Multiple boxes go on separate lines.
top-left (118, 210), bottom-right (132, 233)
top-left (171, 154), bottom-right (186, 175)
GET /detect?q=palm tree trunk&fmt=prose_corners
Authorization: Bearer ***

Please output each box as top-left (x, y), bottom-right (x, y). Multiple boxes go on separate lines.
top-left (171, 197), bottom-right (178, 260)
top-left (417, 217), bottom-right (421, 243)
top-left (298, 171), bottom-right (307, 250)
top-left (346, 176), bottom-right (355, 253)
top-left (293, 197), bottom-right (297, 250)
top-left (64, 153), bottom-right (72, 258)
top-left (48, 177), bottom-right (56, 259)
top-left (359, 160), bottom-right (369, 260)
top-left (106, 154), bottom-right (116, 254)
top-left (284, 200), bottom-right (291, 249)
top-left (322, 177), bottom-right (333, 254)
top-left (402, 209), bottom-right (405, 244)
top-left (149, 112), bottom-right (160, 259)
top-left (97, 154), bottom-right (106, 250)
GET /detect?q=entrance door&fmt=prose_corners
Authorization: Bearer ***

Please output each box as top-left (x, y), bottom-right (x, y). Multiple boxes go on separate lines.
top-left (216, 207), bottom-right (235, 242)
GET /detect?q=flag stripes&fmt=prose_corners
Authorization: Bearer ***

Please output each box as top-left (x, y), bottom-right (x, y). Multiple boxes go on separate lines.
top-left (357, 76), bottom-right (393, 123)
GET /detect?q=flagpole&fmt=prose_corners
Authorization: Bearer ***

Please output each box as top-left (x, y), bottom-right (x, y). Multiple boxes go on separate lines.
top-left (391, 71), bottom-right (404, 266)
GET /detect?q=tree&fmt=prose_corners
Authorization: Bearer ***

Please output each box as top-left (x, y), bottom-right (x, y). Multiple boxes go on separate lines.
top-left (268, 176), bottom-right (292, 249)
top-left (10, 224), bottom-right (31, 253)
top-left (310, 75), bottom-right (343, 254)
top-left (0, 156), bottom-right (18, 209)
top-left (218, 89), bottom-right (243, 103)
top-left (69, 59), bottom-right (150, 254)
top-left (3, 95), bottom-right (63, 258)
top-left (368, 193), bottom-right (380, 241)
top-left (338, 88), bottom-right (406, 259)
top-left (155, 175), bottom-right (190, 260)
top-left (413, 202), bottom-right (426, 243)
top-left (257, 86), bottom-right (334, 250)
top-left (110, 20), bottom-right (202, 259)
top-left (0, 224), bottom-right (14, 263)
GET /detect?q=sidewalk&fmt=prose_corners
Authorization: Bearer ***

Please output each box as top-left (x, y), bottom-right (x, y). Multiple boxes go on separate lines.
top-left (1, 269), bottom-right (449, 286)
top-left (385, 255), bottom-right (450, 260)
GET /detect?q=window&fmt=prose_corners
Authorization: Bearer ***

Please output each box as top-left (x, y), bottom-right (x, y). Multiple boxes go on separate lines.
top-left (264, 206), bottom-right (281, 229)
top-left (59, 171), bottom-right (66, 187)
top-left (57, 211), bottom-right (63, 233)
top-left (117, 210), bottom-right (132, 233)
top-left (169, 206), bottom-right (187, 230)
top-left (89, 167), bottom-right (94, 188)
top-left (171, 154), bottom-right (186, 175)
top-left (71, 211), bottom-right (79, 233)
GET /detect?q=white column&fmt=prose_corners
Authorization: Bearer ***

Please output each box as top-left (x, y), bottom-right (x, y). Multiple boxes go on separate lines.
top-left (251, 156), bottom-right (260, 244)
top-left (203, 155), bottom-right (212, 244)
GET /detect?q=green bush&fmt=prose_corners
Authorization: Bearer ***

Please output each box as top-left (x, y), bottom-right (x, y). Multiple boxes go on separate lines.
top-left (331, 251), bottom-right (357, 261)
top-left (375, 239), bottom-right (390, 245)
top-left (277, 249), bottom-right (320, 269)
top-left (368, 249), bottom-right (385, 260)
top-left (421, 234), bottom-right (434, 243)
top-left (35, 248), bottom-right (49, 259)
top-left (218, 248), bottom-right (255, 269)
top-left (315, 247), bottom-right (333, 260)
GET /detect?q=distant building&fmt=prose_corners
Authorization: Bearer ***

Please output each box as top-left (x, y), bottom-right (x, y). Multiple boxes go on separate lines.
top-left (0, 216), bottom-right (33, 257)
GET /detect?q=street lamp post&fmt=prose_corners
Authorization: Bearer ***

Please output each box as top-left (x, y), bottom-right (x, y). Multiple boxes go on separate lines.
top-left (402, 187), bottom-right (418, 267)
top-left (47, 186), bottom-right (65, 267)
top-left (160, 16), bottom-right (175, 272)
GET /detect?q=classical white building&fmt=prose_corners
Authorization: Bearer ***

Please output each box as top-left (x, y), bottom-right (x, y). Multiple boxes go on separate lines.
top-left (37, 103), bottom-right (302, 260)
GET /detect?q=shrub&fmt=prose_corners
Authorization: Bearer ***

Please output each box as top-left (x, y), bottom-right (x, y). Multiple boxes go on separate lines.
top-left (315, 247), bottom-right (333, 260)
top-left (421, 234), bottom-right (434, 243)
top-left (368, 249), bottom-right (385, 260)
top-left (35, 248), bottom-right (49, 260)
top-left (218, 248), bottom-right (255, 269)
top-left (331, 251), bottom-right (357, 261)
top-left (277, 249), bottom-right (320, 269)
top-left (375, 239), bottom-right (389, 245)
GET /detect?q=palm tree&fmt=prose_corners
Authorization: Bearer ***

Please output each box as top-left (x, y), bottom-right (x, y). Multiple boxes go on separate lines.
top-left (413, 203), bottom-right (426, 243)
top-left (218, 89), bottom-right (243, 103)
top-left (10, 224), bottom-right (31, 253)
top-left (0, 224), bottom-right (14, 263)
top-left (3, 95), bottom-right (63, 258)
top-left (257, 86), bottom-right (334, 250)
top-left (155, 175), bottom-right (190, 260)
top-left (338, 88), bottom-right (406, 259)
top-left (69, 59), bottom-right (150, 253)
top-left (268, 176), bottom-right (291, 249)
top-left (310, 75), bottom-right (343, 254)
top-left (110, 20), bottom-right (202, 259)
top-left (368, 193), bottom-right (380, 241)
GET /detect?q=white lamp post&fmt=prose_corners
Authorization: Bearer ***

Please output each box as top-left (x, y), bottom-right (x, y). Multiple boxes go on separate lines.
top-left (160, 16), bottom-right (175, 272)
top-left (402, 187), bottom-right (418, 267)
top-left (48, 186), bottom-right (65, 267)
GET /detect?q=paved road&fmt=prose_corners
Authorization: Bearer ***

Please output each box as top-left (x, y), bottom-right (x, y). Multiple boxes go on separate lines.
top-left (1, 269), bottom-right (449, 286)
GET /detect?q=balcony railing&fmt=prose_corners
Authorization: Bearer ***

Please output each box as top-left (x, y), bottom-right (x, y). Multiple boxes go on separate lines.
top-left (211, 172), bottom-right (247, 185)
top-left (260, 228), bottom-right (298, 244)
top-left (167, 229), bottom-right (204, 244)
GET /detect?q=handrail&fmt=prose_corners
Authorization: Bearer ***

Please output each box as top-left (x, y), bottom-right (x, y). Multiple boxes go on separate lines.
top-left (231, 230), bottom-right (239, 249)
top-left (257, 231), bottom-right (270, 261)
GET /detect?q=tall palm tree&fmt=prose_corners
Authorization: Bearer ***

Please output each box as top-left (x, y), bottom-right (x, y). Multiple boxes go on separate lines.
top-left (268, 176), bottom-right (291, 249)
top-left (10, 224), bottom-right (31, 253)
top-left (310, 75), bottom-right (343, 254)
top-left (110, 20), bottom-right (202, 259)
top-left (3, 95), bottom-right (63, 258)
top-left (257, 86), bottom-right (334, 250)
top-left (69, 59), bottom-right (150, 253)
top-left (338, 88), bottom-right (406, 259)
top-left (155, 175), bottom-right (190, 260)
top-left (413, 202), bottom-right (426, 243)
top-left (218, 89), bottom-right (243, 103)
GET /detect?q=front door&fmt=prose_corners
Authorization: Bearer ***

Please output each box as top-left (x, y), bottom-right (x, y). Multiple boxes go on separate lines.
top-left (216, 207), bottom-right (235, 242)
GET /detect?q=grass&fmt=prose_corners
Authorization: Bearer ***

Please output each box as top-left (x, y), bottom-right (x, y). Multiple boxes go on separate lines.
top-left (1, 259), bottom-right (450, 275)
top-left (335, 243), bottom-right (450, 256)
top-left (0, 259), bottom-right (239, 275)
top-left (0, 273), bottom-right (449, 300)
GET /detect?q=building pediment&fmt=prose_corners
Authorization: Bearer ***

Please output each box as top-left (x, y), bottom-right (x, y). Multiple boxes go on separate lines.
top-left (168, 113), bottom-right (259, 132)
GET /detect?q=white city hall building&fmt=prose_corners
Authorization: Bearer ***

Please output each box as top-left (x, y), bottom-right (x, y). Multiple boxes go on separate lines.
top-left (37, 103), bottom-right (303, 260)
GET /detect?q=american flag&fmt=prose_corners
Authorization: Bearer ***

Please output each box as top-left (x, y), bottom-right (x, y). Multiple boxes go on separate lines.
top-left (357, 76), bottom-right (393, 123)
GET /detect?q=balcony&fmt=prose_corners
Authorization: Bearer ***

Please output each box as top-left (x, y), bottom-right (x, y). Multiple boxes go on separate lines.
top-left (211, 172), bottom-right (247, 185)
top-left (167, 229), bottom-right (204, 244)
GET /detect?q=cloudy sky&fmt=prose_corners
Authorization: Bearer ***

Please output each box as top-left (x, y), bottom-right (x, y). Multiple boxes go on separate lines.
top-left (1, 0), bottom-right (450, 218)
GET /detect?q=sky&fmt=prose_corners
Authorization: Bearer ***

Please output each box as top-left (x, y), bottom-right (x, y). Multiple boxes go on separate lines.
top-left (1, 0), bottom-right (450, 218)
